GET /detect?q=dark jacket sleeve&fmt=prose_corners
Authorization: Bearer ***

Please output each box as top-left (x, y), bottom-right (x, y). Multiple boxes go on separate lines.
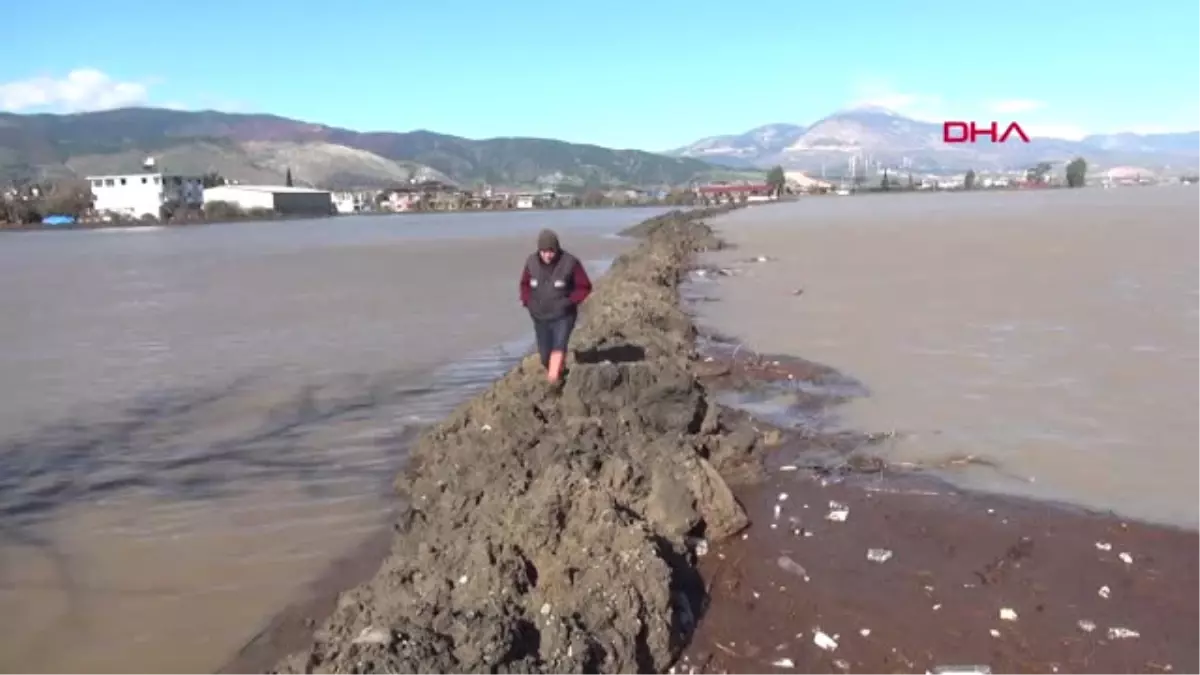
top-left (519, 265), bottom-right (532, 306)
top-left (568, 261), bottom-right (592, 305)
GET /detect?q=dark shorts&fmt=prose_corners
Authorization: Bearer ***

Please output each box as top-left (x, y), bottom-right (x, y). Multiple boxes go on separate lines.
top-left (532, 313), bottom-right (576, 367)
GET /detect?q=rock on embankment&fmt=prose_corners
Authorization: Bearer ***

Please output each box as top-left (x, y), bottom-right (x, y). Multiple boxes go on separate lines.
top-left (277, 205), bottom-right (766, 674)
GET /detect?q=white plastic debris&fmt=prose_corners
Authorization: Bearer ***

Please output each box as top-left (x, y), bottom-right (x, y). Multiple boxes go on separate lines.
top-left (480, 423), bottom-right (492, 432)
top-left (540, 603), bottom-right (551, 615)
top-left (780, 464), bottom-right (798, 471)
top-left (866, 548), bottom-right (893, 563)
top-left (1107, 627), bottom-right (1140, 640)
top-left (778, 492), bottom-right (789, 501)
top-left (826, 501), bottom-right (849, 522)
top-left (1095, 541), bottom-right (1112, 551)
top-left (834, 659), bottom-right (850, 670)
top-left (1098, 585), bottom-right (1111, 599)
top-left (694, 539), bottom-right (709, 557)
top-left (813, 630), bottom-right (838, 651)
top-left (859, 628), bottom-right (871, 637)
top-left (932, 603), bottom-right (942, 611)
top-left (1119, 552), bottom-right (1133, 564)
top-left (989, 629), bottom-right (1001, 638)
top-left (458, 575), bottom-right (469, 585)
top-left (756, 256), bottom-right (769, 263)
top-left (1077, 619), bottom-right (1096, 633)
top-left (771, 657), bottom-right (795, 668)
top-left (353, 626), bottom-right (392, 645)
top-left (999, 608), bottom-right (1018, 622)
top-left (774, 504), bottom-right (782, 520)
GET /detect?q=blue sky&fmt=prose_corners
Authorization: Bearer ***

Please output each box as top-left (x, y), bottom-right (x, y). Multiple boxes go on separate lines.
top-left (3, 0), bottom-right (1198, 149)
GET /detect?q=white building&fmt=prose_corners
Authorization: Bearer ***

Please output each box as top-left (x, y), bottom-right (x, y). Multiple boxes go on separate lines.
top-left (87, 172), bottom-right (204, 219)
top-left (203, 185), bottom-right (333, 215)
top-left (332, 191), bottom-right (363, 214)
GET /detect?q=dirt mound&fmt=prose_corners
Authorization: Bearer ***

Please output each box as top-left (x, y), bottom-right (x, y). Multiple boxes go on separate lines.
top-left (275, 207), bottom-right (766, 674)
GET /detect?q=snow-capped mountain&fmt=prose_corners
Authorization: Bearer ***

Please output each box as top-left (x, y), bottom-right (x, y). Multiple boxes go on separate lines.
top-left (669, 107), bottom-right (1199, 172)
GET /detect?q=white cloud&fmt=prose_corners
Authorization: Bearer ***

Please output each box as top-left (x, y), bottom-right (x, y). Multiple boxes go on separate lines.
top-left (0, 68), bottom-right (151, 112)
top-left (987, 99), bottom-right (1045, 114)
top-left (1021, 123), bottom-right (1089, 141)
top-left (848, 80), bottom-right (947, 122)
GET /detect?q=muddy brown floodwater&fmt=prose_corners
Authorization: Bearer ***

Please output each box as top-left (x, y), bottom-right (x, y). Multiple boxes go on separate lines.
top-left (680, 343), bottom-right (1198, 675)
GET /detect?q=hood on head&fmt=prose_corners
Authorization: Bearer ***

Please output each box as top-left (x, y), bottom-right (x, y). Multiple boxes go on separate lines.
top-left (537, 229), bottom-right (560, 252)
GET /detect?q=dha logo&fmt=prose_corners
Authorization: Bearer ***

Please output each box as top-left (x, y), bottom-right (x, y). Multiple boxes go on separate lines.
top-left (943, 121), bottom-right (1031, 144)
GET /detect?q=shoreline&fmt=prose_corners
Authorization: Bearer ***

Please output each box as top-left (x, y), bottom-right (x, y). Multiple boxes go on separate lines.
top-left (679, 340), bottom-right (1197, 673)
top-left (239, 203), bottom-right (1194, 674)
top-left (0, 201), bottom-right (691, 234)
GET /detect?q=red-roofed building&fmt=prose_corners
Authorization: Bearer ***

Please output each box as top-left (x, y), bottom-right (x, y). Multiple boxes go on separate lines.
top-left (693, 183), bottom-right (777, 203)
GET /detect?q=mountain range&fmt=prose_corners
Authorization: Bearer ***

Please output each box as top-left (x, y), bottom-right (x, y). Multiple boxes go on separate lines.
top-left (1, 105), bottom-right (1195, 191)
top-left (668, 106), bottom-right (1200, 174)
top-left (0, 108), bottom-right (756, 191)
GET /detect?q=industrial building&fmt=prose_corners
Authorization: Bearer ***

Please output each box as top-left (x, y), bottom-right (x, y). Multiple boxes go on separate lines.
top-left (202, 185), bottom-right (334, 216)
top-left (88, 172), bottom-right (204, 219)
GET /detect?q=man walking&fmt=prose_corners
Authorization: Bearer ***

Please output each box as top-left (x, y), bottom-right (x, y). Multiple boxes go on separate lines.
top-left (519, 228), bottom-right (592, 384)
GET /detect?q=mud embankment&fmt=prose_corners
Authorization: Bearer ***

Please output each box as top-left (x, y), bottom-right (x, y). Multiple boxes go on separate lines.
top-left (274, 205), bottom-right (772, 673)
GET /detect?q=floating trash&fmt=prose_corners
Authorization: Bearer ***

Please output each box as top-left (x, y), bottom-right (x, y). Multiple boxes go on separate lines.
top-left (1107, 627), bottom-right (1140, 640)
top-left (866, 548), bottom-right (893, 563)
top-left (1098, 585), bottom-right (1111, 599)
top-left (813, 630), bottom-right (838, 651)
top-left (1077, 619), bottom-right (1096, 633)
top-left (826, 501), bottom-right (849, 522)
top-left (1095, 541), bottom-right (1112, 551)
top-left (1119, 552), bottom-right (1133, 564)
top-left (999, 608), bottom-right (1018, 622)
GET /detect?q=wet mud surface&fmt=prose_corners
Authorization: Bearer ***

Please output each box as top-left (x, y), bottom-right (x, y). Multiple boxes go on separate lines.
top-left (271, 204), bottom-right (1197, 674)
top-left (678, 333), bottom-right (1198, 674)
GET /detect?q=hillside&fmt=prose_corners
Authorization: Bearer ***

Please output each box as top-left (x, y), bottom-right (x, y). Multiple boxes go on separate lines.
top-left (669, 107), bottom-right (1200, 173)
top-left (0, 108), bottom-right (754, 190)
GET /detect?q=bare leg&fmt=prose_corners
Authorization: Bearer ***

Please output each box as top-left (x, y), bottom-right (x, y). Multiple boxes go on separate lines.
top-left (547, 350), bottom-right (565, 383)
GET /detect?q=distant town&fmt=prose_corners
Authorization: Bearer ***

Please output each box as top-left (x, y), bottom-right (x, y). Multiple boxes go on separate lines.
top-left (2, 155), bottom-right (1196, 230)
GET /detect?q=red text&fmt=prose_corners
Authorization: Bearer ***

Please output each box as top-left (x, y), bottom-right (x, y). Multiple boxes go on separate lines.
top-left (942, 121), bottom-right (1031, 144)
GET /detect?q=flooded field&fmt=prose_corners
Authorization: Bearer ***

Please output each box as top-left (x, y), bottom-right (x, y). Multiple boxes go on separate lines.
top-left (692, 187), bottom-right (1199, 529)
top-left (0, 208), bottom-right (656, 672)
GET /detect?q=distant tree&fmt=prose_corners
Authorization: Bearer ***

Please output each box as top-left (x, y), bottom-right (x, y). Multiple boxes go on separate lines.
top-left (1026, 162), bottom-right (1053, 184)
top-left (1065, 157), bottom-right (1088, 188)
top-left (964, 169), bottom-right (977, 191)
top-left (881, 169), bottom-right (890, 191)
top-left (581, 190), bottom-right (607, 207)
top-left (285, 168), bottom-right (294, 187)
top-left (766, 165), bottom-right (787, 197)
top-left (40, 179), bottom-right (94, 217)
top-left (664, 188), bottom-right (695, 206)
top-left (204, 200), bottom-right (244, 221)
top-left (201, 172), bottom-right (226, 188)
